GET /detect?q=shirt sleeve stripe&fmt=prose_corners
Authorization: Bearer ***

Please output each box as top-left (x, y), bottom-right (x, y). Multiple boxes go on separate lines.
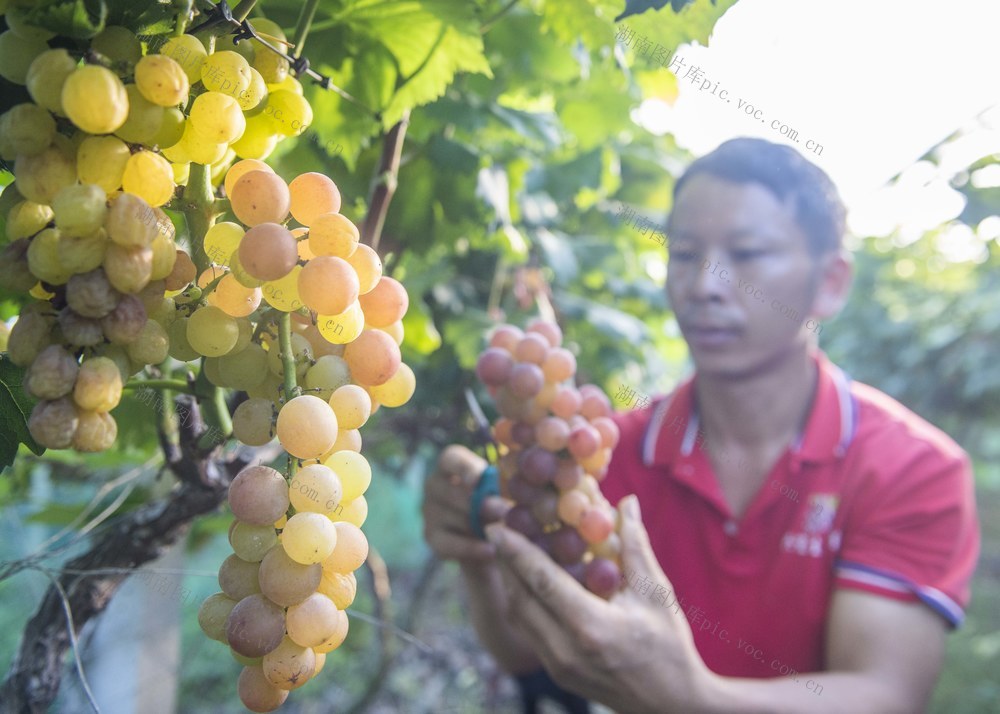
top-left (835, 560), bottom-right (965, 627)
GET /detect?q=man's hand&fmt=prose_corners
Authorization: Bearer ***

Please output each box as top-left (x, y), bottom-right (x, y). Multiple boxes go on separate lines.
top-left (423, 444), bottom-right (498, 563)
top-left (485, 494), bottom-right (714, 713)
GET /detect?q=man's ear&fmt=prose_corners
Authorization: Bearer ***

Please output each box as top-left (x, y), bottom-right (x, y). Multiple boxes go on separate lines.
top-left (811, 248), bottom-right (853, 321)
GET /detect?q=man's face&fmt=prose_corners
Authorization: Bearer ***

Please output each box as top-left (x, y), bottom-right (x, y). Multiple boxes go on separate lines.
top-left (666, 174), bottom-right (823, 377)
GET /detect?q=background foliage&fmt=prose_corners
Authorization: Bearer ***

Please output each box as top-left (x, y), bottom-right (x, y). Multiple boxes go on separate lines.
top-left (1, 0), bottom-right (997, 711)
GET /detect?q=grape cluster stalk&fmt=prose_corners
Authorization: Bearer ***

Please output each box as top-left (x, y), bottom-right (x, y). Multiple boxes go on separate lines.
top-left (476, 321), bottom-right (624, 599)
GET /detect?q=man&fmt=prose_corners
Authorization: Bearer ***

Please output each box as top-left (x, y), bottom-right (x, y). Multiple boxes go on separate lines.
top-left (423, 138), bottom-right (980, 713)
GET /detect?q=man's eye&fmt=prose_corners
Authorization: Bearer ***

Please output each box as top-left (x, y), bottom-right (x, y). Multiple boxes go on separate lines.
top-left (732, 250), bottom-right (768, 261)
top-left (670, 250), bottom-right (698, 261)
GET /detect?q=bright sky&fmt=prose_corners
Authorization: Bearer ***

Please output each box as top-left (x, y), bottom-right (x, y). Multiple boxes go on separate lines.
top-left (633, 0), bottom-right (1000, 243)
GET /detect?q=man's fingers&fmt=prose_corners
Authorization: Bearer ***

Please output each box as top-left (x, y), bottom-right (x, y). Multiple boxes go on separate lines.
top-left (617, 495), bottom-right (670, 586)
top-left (487, 524), bottom-right (600, 625)
top-left (426, 529), bottom-right (496, 562)
top-left (435, 444), bottom-right (487, 487)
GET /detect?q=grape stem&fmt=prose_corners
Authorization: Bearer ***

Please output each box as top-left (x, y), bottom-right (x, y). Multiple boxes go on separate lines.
top-left (124, 379), bottom-right (195, 394)
top-left (291, 0), bottom-right (321, 55)
top-left (277, 312), bottom-right (301, 404)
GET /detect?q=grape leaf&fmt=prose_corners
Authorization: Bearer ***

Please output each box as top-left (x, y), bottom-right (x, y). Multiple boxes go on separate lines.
top-left (0, 354), bottom-right (44, 473)
top-left (18, 0), bottom-right (108, 39)
top-left (617, 0), bottom-right (697, 21)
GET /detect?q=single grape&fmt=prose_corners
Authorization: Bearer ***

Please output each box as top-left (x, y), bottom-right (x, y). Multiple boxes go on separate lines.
top-left (282, 512), bottom-right (337, 565)
top-left (342, 329), bottom-right (401, 387)
top-left (198, 592), bottom-right (237, 642)
top-left (542, 347), bottom-right (576, 382)
top-left (91, 26), bottom-right (142, 72)
top-left (504, 505), bottom-right (543, 540)
top-left (367, 362), bottom-right (415, 408)
top-left (158, 34), bottom-right (207, 83)
top-left (264, 89), bottom-right (312, 137)
top-left (231, 171), bottom-right (290, 227)
top-left (1, 103), bottom-right (55, 157)
top-left (258, 544), bottom-right (322, 607)
top-left (66, 269), bottom-right (120, 319)
top-left (323, 451), bottom-right (371, 502)
top-left (551, 386), bottom-right (583, 419)
top-left (307, 212), bottom-right (358, 258)
top-left (288, 172), bottom-right (341, 226)
top-left (26, 345), bottom-right (79, 400)
top-left (357, 276), bottom-right (408, 327)
top-left (201, 50), bottom-right (252, 97)
top-left (190, 91), bottom-right (246, 143)
top-left (276, 395), bottom-right (339, 460)
top-left (204, 222), bottom-right (245, 267)
top-left (125, 319), bottom-right (170, 365)
top-left (7, 310), bottom-right (53, 367)
top-left (134, 54), bottom-right (189, 106)
top-left (103, 243), bottom-right (154, 294)
top-left (557, 489), bottom-right (590, 526)
top-left (0, 30), bottom-right (50, 84)
top-left (225, 593), bottom-right (286, 658)
top-left (58, 308), bottom-right (104, 347)
top-left (115, 84), bottom-right (164, 144)
top-left (568, 424), bottom-right (601, 460)
top-left (229, 465), bottom-right (288, 525)
top-left (61, 64), bottom-right (129, 134)
top-left (262, 636), bottom-right (316, 691)
top-left (229, 521), bottom-right (279, 562)
top-left (316, 568), bottom-right (356, 609)
top-left (489, 324), bottom-right (524, 352)
top-left (476, 347), bottom-right (514, 387)
top-left (327, 384), bottom-right (371, 430)
top-left (286, 593), bottom-right (342, 652)
top-left (230, 113), bottom-right (278, 160)
top-left (518, 446), bottom-right (559, 487)
top-left (216, 342), bottom-right (267, 390)
top-left (580, 386), bottom-right (613, 420)
top-left (14, 142), bottom-right (76, 205)
top-left (297, 257), bottom-right (358, 315)
top-left (6, 200), bottom-right (53, 241)
top-left (238, 222), bottom-right (297, 281)
top-left (186, 305), bottom-right (239, 357)
top-left (509, 362), bottom-right (545, 399)
top-left (231, 398), bottom-right (275, 446)
top-left (322, 522), bottom-right (368, 574)
top-left (316, 301), bottom-right (365, 345)
top-left (289, 464), bottom-right (343, 515)
top-left (578, 507), bottom-right (615, 545)
top-left (28, 397), bottom-right (79, 449)
top-left (303, 355), bottom-right (351, 400)
top-left (219, 554), bottom-right (263, 600)
top-left (344, 243), bottom-right (382, 294)
top-left (584, 557), bottom-right (622, 599)
top-left (122, 151), bottom-right (174, 207)
top-left (514, 333), bottom-right (550, 365)
top-left (238, 665), bottom-right (289, 713)
top-left (535, 416), bottom-right (571, 452)
top-left (26, 48), bottom-right (77, 114)
top-left (526, 318), bottom-right (563, 348)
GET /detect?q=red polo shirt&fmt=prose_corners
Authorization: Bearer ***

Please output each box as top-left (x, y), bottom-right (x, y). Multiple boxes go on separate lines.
top-left (601, 350), bottom-right (979, 679)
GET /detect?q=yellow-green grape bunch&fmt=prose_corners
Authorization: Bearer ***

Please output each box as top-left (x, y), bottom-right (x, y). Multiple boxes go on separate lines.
top-left (193, 164), bottom-right (414, 712)
top-left (0, 184), bottom-right (179, 452)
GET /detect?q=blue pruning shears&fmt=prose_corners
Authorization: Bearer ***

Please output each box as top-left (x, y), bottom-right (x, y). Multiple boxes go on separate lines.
top-left (464, 388), bottom-right (501, 540)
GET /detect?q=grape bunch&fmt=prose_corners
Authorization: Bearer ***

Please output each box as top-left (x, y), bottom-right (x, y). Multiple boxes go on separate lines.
top-left (190, 161), bottom-right (414, 713)
top-left (475, 320), bottom-right (623, 599)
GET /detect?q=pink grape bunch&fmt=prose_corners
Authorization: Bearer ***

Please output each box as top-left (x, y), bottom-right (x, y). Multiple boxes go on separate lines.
top-left (475, 319), bottom-right (623, 599)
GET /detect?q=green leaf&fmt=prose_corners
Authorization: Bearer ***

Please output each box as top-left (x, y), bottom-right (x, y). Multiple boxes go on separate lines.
top-left (0, 354), bottom-right (43, 473)
top-left (539, 0), bottom-right (623, 47)
top-left (401, 299), bottom-right (442, 355)
top-left (19, 0), bottom-right (108, 39)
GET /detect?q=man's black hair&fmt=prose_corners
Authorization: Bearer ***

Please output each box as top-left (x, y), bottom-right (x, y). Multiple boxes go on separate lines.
top-left (669, 137), bottom-right (846, 255)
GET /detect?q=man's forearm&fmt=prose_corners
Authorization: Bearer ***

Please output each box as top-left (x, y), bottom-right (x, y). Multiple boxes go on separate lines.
top-left (684, 671), bottom-right (919, 714)
top-left (459, 561), bottom-right (543, 676)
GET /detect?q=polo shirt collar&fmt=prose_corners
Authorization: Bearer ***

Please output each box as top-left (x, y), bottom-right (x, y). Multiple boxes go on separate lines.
top-left (641, 350), bottom-right (857, 469)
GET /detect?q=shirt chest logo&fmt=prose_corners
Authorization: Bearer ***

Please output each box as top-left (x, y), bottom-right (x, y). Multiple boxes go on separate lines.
top-left (780, 493), bottom-right (841, 558)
